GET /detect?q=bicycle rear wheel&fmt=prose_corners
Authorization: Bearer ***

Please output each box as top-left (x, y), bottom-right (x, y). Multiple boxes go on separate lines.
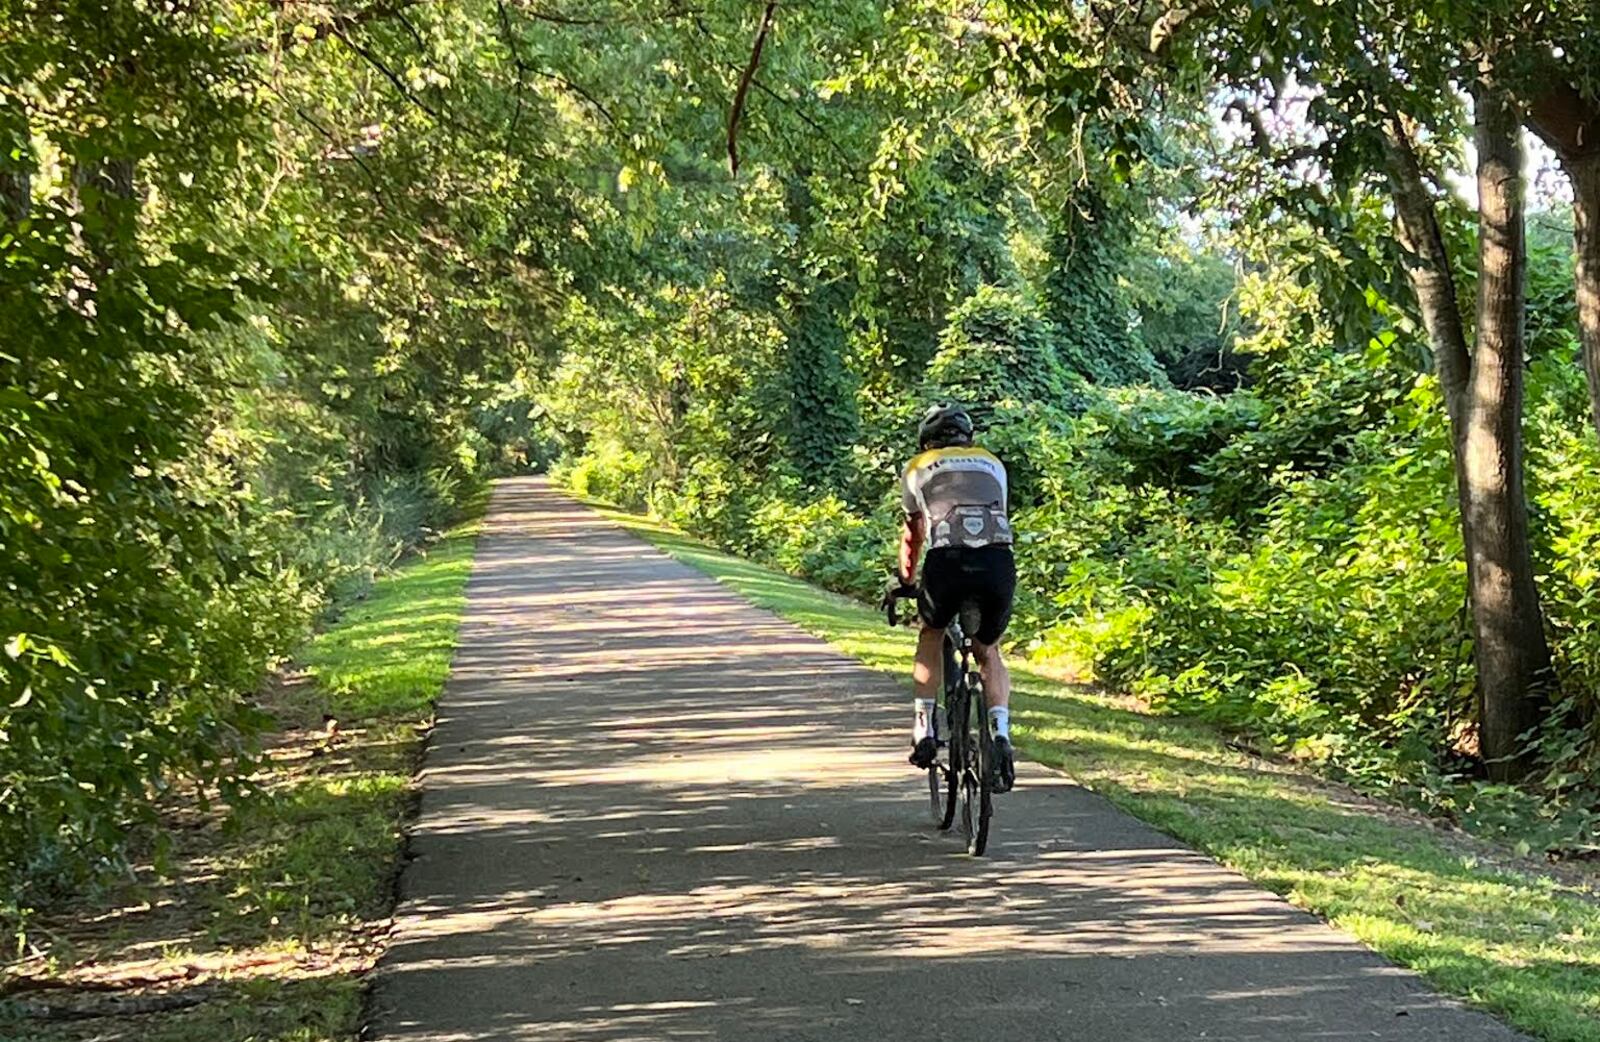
top-left (933, 638), bottom-right (960, 831)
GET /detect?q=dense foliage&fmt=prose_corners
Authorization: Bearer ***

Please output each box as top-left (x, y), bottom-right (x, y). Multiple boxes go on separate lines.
top-left (6, 0), bottom-right (1600, 923)
top-left (543, 4), bottom-right (1600, 851)
top-left (1, 0), bottom-right (553, 919)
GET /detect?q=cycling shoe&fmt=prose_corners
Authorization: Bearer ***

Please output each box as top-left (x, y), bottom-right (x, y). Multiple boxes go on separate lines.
top-left (989, 736), bottom-right (1016, 793)
top-left (909, 735), bottom-right (939, 769)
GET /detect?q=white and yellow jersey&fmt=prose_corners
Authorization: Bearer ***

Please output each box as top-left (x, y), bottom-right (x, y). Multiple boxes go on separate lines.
top-left (901, 446), bottom-right (1013, 549)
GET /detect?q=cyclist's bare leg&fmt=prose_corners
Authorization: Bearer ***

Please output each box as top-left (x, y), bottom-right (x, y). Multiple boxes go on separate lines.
top-left (913, 623), bottom-right (945, 700)
top-left (908, 623), bottom-right (945, 767)
top-left (970, 639), bottom-right (1009, 709)
top-left (972, 638), bottom-right (1015, 791)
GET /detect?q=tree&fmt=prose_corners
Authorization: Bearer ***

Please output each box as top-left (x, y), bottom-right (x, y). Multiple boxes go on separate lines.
top-left (925, 284), bottom-right (1074, 412)
top-left (1043, 182), bottom-right (1165, 386)
top-left (995, 1), bottom-right (1553, 776)
top-left (1518, 23), bottom-right (1600, 439)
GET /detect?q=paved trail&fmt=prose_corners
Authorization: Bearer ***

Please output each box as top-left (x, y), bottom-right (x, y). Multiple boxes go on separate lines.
top-left (370, 477), bottom-right (1523, 1042)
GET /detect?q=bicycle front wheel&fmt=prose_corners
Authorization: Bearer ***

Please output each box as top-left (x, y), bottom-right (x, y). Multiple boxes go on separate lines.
top-left (958, 682), bottom-right (992, 856)
top-left (929, 763), bottom-right (956, 830)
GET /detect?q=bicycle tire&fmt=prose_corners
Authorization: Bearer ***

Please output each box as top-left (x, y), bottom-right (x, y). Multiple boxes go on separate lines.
top-left (934, 636), bottom-right (962, 832)
top-left (927, 764), bottom-right (956, 829)
top-left (949, 674), bottom-right (973, 841)
top-left (969, 696), bottom-right (994, 856)
top-left (956, 674), bottom-right (992, 856)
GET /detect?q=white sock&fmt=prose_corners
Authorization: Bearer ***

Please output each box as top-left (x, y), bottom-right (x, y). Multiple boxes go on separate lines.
top-left (913, 698), bottom-right (935, 742)
top-left (989, 705), bottom-right (1010, 740)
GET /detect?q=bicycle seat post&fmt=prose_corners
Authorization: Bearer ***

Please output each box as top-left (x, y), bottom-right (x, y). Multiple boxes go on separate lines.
top-left (958, 603), bottom-right (982, 655)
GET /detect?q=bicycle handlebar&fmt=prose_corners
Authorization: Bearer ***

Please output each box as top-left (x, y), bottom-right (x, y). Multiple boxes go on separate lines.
top-left (882, 573), bottom-right (918, 627)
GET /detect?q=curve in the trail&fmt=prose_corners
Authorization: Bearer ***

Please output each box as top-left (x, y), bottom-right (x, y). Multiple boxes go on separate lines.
top-left (368, 476), bottom-right (1525, 1042)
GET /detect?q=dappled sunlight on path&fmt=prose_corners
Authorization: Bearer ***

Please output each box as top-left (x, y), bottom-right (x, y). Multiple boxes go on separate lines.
top-left (369, 478), bottom-right (1525, 1042)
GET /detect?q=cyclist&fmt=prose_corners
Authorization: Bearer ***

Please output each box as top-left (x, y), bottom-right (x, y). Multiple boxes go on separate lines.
top-left (894, 403), bottom-right (1016, 793)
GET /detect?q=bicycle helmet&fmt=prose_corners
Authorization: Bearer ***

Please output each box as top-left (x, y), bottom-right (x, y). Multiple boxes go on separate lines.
top-left (917, 403), bottom-right (974, 450)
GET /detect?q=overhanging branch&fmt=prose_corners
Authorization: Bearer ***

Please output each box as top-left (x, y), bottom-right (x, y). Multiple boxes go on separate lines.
top-left (727, 1), bottom-right (777, 176)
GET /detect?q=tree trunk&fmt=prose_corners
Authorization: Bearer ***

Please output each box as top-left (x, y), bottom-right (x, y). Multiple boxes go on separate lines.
top-left (1570, 156), bottom-right (1600, 438)
top-left (1467, 80), bottom-right (1551, 780)
top-left (74, 157), bottom-right (136, 207)
top-left (1382, 113), bottom-right (1471, 431)
top-left (0, 172), bottom-right (26, 222)
top-left (1383, 89), bottom-right (1551, 781)
top-left (71, 157), bottom-right (137, 276)
top-left (1, 105), bottom-right (29, 223)
top-left (1523, 81), bottom-right (1600, 439)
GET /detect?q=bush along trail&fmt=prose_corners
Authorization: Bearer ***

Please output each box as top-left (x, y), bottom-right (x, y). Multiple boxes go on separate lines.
top-left (585, 499), bottom-right (1600, 1042)
top-left (0, 501), bottom-right (483, 1042)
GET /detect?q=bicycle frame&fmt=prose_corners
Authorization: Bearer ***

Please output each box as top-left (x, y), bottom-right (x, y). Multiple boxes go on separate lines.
top-left (886, 580), bottom-right (992, 855)
top-left (940, 607), bottom-right (993, 855)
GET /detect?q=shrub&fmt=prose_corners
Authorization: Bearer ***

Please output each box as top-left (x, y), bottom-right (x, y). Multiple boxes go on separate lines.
top-left (747, 491), bottom-right (899, 600)
top-left (924, 285), bottom-right (1081, 414)
top-left (557, 439), bottom-right (654, 512)
top-left (653, 454), bottom-right (771, 555)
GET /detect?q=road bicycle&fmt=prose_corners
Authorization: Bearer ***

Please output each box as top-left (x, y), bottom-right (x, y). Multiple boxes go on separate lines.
top-left (885, 580), bottom-right (994, 856)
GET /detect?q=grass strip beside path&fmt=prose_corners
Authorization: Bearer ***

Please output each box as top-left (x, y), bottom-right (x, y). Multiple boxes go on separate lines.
top-left (1, 500), bottom-right (484, 1042)
top-left (592, 503), bottom-right (1600, 1042)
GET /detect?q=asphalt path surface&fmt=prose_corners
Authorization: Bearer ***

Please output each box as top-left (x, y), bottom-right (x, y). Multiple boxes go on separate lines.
top-left (368, 477), bottom-right (1525, 1042)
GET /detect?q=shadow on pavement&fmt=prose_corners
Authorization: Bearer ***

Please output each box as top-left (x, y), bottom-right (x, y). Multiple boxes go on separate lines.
top-left (370, 478), bottom-right (1524, 1042)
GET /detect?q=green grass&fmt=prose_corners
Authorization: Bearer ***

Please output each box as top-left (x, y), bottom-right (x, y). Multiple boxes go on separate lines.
top-left (221, 494), bottom-right (488, 949)
top-left (593, 503), bottom-right (1600, 1042)
top-left (298, 507), bottom-right (484, 723)
top-left (1, 497), bottom-right (485, 1042)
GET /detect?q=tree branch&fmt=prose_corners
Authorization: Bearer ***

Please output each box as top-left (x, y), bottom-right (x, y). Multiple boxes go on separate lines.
top-left (1147, 4), bottom-right (1191, 57)
top-left (504, 0), bottom-right (703, 27)
top-left (291, 103), bottom-right (389, 206)
top-left (746, 76), bottom-right (860, 180)
top-left (496, 0), bottom-right (616, 132)
top-left (727, 1), bottom-right (777, 176)
top-left (688, 15), bottom-right (861, 182)
top-left (541, 70), bottom-right (618, 127)
top-left (391, 7), bottom-right (429, 51)
top-left (1224, 97), bottom-right (1318, 166)
top-left (268, 0), bottom-right (426, 51)
top-left (1523, 80), bottom-right (1600, 164)
top-left (1380, 109), bottom-right (1471, 427)
top-left (332, 25), bottom-right (445, 121)
top-left (496, 0), bottom-right (530, 137)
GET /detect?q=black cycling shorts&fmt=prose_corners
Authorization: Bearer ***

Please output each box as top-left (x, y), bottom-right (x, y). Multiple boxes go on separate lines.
top-left (918, 545), bottom-right (1016, 646)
